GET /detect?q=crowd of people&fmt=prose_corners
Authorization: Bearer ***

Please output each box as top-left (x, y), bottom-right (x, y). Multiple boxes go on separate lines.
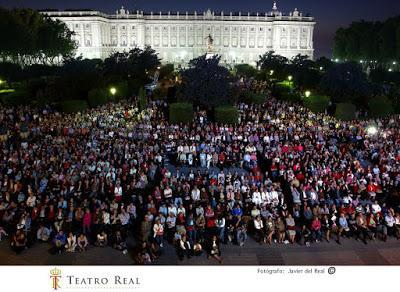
top-left (0, 93), bottom-right (399, 264)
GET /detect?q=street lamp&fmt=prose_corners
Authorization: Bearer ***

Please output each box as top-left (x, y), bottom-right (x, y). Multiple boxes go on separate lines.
top-left (0, 79), bottom-right (3, 85)
top-left (287, 75), bottom-right (293, 91)
top-left (110, 87), bottom-right (117, 96)
top-left (388, 68), bottom-right (393, 72)
top-left (305, 90), bottom-right (311, 98)
top-left (319, 66), bottom-right (323, 71)
top-left (269, 70), bottom-right (274, 76)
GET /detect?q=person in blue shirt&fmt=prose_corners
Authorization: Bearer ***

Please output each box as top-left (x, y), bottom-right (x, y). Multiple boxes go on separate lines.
top-left (232, 204), bottom-right (243, 217)
top-left (53, 230), bottom-right (67, 254)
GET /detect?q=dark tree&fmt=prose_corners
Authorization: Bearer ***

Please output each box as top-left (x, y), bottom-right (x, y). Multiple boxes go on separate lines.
top-left (319, 62), bottom-right (371, 106)
top-left (234, 64), bottom-right (258, 78)
top-left (257, 51), bottom-right (288, 80)
top-left (287, 54), bottom-right (321, 90)
top-left (102, 46), bottom-right (160, 84)
top-left (178, 55), bottom-right (232, 109)
top-left (333, 16), bottom-right (400, 63)
top-left (0, 8), bottom-right (76, 65)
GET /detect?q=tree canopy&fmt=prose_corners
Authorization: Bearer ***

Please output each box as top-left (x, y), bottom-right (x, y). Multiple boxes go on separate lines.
top-left (178, 55), bottom-right (231, 109)
top-left (257, 51), bottom-right (288, 79)
top-left (102, 46), bottom-right (160, 83)
top-left (333, 16), bottom-right (400, 63)
top-left (0, 8), bottom-right (77, 65)
top-left (319, 62), bottom-right (371, 105)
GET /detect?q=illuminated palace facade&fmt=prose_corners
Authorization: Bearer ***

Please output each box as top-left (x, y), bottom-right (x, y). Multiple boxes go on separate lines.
top-left (41, 2), bottom-right (315, 66)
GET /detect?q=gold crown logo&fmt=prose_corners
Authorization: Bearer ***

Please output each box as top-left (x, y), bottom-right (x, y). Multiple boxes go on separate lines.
top-left (50, 268), bottom-right (62, 276)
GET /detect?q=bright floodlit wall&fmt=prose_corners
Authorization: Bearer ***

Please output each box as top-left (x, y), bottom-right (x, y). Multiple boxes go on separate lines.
top-left (41, 5), bottom-right (315, 66)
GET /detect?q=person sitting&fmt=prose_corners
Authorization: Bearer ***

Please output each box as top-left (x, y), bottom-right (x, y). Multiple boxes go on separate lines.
top-left (235, 215), bottom-right (248, 246)
top-left (11, 229), bottom-right (27, 254)
top-left (95, 231), bottom-right (108, 247)
top-left (53, 230), bottom-right (67, 254)
top-left (193, 241), bottom-right (203, 256)
top-left (310, 216), bottom-right (322, 242)
top-left (36, 224), bottom-right (51, 243)
top-left (136, 241), bottom-right (154, 264)
top-left (301, 224), bottom-right (312, 247)
top-left (0, 226), bottom-right (8, 241)
top-left (111, 230), bottom-right (127, 253)
top-left (338, 213), bottom-right (351, 241)
top-left (206, 235), bottom-right (222, 264)
top-left (356, 213), bottom-right (369, 244)
top-left (177, 234), bottom-right (192, 261)
top-left (76, 233), bottom-right (89, 252)
top-left (65, 232), bottom-right (77, 252)
top-left (253, 215), bottom-right (264, 244)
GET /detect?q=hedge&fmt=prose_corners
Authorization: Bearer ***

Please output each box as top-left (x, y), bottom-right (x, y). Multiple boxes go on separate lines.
top-left (215, 106), bottom-right (239, 124)
top-left (303, 95), bottom-right (330, 113)
top-left (335, 103), bottom-right (356, 121)
top-left (252, 92), bottom-right (266, 104)
top-left (88, 87), bottom-right (109, 108)
top-left (368, 96), bottom-right (393, 118)
top-left (273, 84), bottom-right (301, 102)
top-left (169, 102), bottom-right (193, 123)
top-left (0, 89), bottom-right (28, 106)
top-left (115, 80), bottom-right (130, 99)
top-left (243, 91), bottom-right (266, 105)
top-left (61, 100), bottom-right (88, 113)
top-left (152, 87), bottom-right (167, 100)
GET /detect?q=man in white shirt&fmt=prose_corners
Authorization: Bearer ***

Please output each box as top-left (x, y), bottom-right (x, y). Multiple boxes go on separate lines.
top-left (385, 210), bottom-right (396, 235)
top-left (191, 186), bottom-right (200, 202)
top-left (252, 189), bottom-right (262, 206)
top-left (253, 216), bottom-right (264, 244)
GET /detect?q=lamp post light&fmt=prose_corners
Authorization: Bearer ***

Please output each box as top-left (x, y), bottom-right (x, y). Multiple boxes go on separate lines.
top-left (319, 66), bottom-right (323, 71)
top-left (110, 87), bottom-right (117, 96)
top-left (287, 75), bottom-right (293, 92)
top-left (388, 68), bottom-right (393, 72)
top-left (269, 70), bottom-right (274, 76)
top-left (305, 90), bottom-right (311, 98)
top-left (0, 79), bottom-right (3, 85)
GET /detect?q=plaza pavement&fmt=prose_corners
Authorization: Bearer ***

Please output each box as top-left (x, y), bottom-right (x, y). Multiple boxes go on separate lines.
top-left (0, 235), bottom-right (399, 265)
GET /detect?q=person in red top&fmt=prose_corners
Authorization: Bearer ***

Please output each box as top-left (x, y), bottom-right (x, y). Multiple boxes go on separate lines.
top-left (311, 216), bottom-right (322, 242)
top-left (82, 208), bottom-right (92, 234)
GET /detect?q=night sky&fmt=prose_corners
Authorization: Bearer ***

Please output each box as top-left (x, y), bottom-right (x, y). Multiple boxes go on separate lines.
top-left (1, 0), bottom-right (399, 57)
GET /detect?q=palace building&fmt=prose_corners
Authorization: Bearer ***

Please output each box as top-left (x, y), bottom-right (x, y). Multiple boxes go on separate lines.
top-left (41, 2), bottom-right (315, 66)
